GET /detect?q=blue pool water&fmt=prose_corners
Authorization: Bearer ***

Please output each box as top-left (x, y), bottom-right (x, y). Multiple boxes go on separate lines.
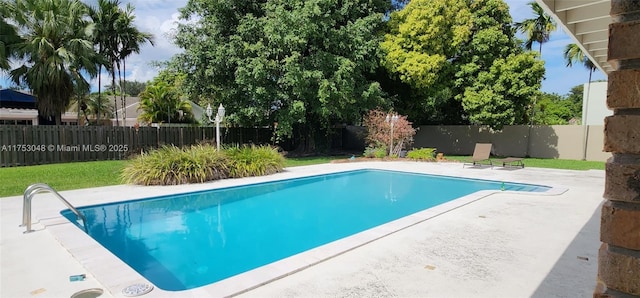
top-left (63, 169), bottom-right (548, 291)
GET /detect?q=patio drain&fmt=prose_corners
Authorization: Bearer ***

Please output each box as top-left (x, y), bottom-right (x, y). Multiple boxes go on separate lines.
top-left (71, 288), bottom-right (103, 298)
top-left (122, 283), bottom-right (153, 297)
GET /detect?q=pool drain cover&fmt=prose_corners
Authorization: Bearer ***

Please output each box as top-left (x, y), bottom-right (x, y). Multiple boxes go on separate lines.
top-left (121, 283), bottom-right (153, 297)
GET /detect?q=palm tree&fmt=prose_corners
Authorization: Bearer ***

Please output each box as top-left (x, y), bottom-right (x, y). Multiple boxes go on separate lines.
top-left (115, 4), bottom-right (154, 126)
top-left (0, 13), bottom-right (22, 71)
top-left (69, 91), bottom-right (91, 125)
top-left (8, 0), bottom-right (99, 125)
top-left (89, 1), bottom-right (152, 126)
top-left (88, 0), bottom-right (120, 125)
top-left (514, 1), bottom-right (556, 54)
top-left (564, 43), bottom-right (597, 160)
top-left (69, 92), bottom-right (114, 124)
top-left (138, 81), bottom-right (194, 125)
top-left (564, 43), bottom-right (596, 83)
top-left (564, 43), bottom-right (597, 121)
top-left (86, 93), bottom-right (114, 122)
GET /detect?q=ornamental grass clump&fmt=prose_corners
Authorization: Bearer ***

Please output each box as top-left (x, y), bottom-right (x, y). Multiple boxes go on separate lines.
top-left (225, 145), bottom-right (285, 178)
top-left (121, 145), bottom-right (229, 185)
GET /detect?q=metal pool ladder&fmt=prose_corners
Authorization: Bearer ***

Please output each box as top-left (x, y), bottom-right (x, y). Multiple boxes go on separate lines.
top-left (21, 183), bottom-right (87, 233)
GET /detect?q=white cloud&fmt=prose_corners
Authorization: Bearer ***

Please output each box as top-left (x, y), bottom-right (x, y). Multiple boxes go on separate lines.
top-left (86, 0), bottom-right (187, 90)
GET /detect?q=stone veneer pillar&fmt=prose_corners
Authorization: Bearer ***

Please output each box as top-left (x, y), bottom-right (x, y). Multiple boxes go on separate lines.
top-left (595, 0), bottom-right (640, 297)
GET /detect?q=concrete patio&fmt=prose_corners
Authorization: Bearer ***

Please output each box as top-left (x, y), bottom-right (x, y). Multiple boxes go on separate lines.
top-left (0, 161), bottom-right (604, 297)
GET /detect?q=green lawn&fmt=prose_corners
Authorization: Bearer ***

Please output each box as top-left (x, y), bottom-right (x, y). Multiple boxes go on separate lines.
top-left (0, 156), bottom-right (348, 197)
top-left (283, 156), bottom-right (348, 167)
top-left (444, 156), bottom-right (605, 171)
top-left (0, 155), bottom-right (604, 197)
top-left (0, 160), bottom-right (128, 198)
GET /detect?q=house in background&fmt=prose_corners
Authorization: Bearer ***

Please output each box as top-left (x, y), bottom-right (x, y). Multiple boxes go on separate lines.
top-left (109, 96), bottom-right (208, 127)
top-left (0, 90), bottom-right (207, 126)
top-left (0, 89), bottom-right (77, 125)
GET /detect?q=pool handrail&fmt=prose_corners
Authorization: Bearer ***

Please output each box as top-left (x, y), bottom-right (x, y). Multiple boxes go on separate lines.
top-left (21, 183), bottom-right (87, 233)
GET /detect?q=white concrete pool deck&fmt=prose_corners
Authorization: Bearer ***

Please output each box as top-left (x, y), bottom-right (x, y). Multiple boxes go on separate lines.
top-left (1, 161), bottom-right (604, 297)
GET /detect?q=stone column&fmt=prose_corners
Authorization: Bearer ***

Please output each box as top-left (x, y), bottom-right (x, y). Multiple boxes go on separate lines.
top-left (596, 1), bottom-right (640, 297)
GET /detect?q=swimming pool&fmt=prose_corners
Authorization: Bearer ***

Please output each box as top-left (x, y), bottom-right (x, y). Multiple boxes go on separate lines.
top-left (62, 169), bottom-right (549, 291)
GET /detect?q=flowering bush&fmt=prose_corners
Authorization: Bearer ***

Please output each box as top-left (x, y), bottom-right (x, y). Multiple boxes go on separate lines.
top-left (363, 109), bottom-right (416, 156)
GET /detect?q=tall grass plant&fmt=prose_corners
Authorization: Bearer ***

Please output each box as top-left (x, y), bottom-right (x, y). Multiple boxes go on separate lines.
top-left (121, 144), bottom-right (284, 185)
top-left (225, 145), bottom-right (285, 178)
top-left (121, 145), bottom-right (229, 185)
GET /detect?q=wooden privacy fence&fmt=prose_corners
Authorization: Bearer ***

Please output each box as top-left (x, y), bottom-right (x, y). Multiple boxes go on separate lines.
top-left (0, 125), bottom-right (276, 167)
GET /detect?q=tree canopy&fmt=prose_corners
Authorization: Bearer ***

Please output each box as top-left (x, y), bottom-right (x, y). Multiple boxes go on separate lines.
top-left (7, 0), bottom-right (99, 125)
top-left (0, 10), bottom-right (21, 71)
top-left (173, 0), bottom-right (390, 151)
top-left (105, 80), bottom-right (147, 96)
top-left (382, 0), bottom-right (545, 129)
top-left (2, 0), bottom-right (151, 125)
top-left (531, 92), bottom-right (576, 125)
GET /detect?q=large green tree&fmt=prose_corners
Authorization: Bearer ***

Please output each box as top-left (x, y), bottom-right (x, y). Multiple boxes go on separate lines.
top-left (565, 84), bottom-right (584, 120)
top-left (7, 0), bottom-right (99, 125)
top-left (382, 0), bottom-right (545, 128)
top-left (530, 92), bottom-right (576, 125)
top-left (173, 0), bottom-right (390, 151)
top-left (462, 52), bottom-right (544, 128)
top-left (380, 0), bottom-right (472, 124)
top-left (381, 0), bottom-right (472, 90)
top-left (457, 0), bottom-right (544, 128)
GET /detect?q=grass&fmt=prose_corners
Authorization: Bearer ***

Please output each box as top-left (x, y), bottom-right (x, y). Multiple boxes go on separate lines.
top-left (0, 160), bottom-right (127, 198)
top-left (283, 156), bottom-right (347, 167)
top-left (443, 156), bottom-right (605, 170)
top-left (0, 154), bottom-right (603, 197)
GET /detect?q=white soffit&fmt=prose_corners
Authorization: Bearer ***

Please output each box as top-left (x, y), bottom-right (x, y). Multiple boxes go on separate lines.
top-left (537, 0), bottom-right (612, 75)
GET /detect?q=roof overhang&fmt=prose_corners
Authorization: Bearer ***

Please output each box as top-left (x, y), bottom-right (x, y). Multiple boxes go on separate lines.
top-left (536, 0), bottom-right (612, 75)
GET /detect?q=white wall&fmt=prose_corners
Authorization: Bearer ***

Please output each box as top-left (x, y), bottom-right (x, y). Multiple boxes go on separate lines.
top-left (582, 81), bottom-right (611, 126)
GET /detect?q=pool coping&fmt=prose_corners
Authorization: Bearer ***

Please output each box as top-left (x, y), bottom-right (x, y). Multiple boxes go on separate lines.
top-left (23, 162), bottom-right (570, 298)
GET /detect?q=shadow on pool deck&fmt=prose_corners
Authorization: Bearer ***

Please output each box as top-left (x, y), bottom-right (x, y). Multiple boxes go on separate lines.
top-left (532, 203), bottom-right (602, 297)
top-left (0, 162), bottom-right (606, 297)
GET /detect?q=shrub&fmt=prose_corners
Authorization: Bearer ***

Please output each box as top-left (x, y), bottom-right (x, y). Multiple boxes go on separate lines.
top-left (121, 145), bottom-right (229, 185)
top-left (122, 144), bottom-right (285, 185)
top-left (363, 109), bottom-right (416, 156)
top-left (406, 148), bottom-right (437, 161)
top-left (225, 144), bottom-right (285, 178)
top-left (363, 146), bottom-right (387, 158)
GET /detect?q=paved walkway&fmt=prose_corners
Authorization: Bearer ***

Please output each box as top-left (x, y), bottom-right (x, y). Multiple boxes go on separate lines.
top-left (0, 162), bottom-right (604, 297)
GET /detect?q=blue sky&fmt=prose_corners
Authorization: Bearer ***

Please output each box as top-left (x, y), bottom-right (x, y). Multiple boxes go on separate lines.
top-left (1, 0), bottom-right (606, 97)
top-left (506, 0), bottom-right (607, 95)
